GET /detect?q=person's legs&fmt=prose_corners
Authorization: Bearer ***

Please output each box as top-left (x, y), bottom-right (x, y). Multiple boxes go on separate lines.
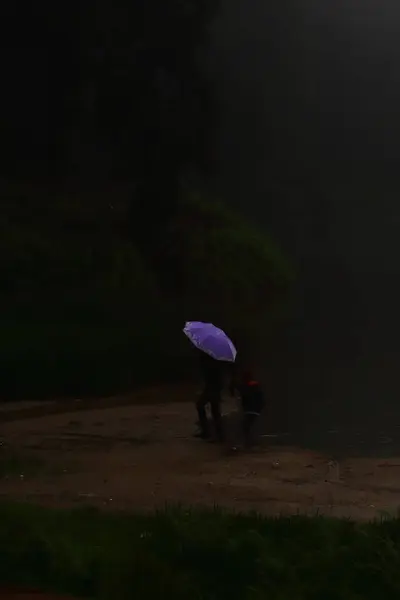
top-left (242, 412), bottom-right (259, 448)
top-left (195, 392), bottom-right (210, 438)
top-left (210, 394), bottom-right (224, 441)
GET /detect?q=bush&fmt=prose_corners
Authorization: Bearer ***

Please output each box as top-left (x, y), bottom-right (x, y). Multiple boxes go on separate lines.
top-left (0, 187), bottom-right (186, 400)
top-left (159, 191), bottom-right (294, 354)
top-left (0, 185), bottom-right (292, 400)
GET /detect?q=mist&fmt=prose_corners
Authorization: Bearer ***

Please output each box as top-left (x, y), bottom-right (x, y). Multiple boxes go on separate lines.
top-left (209, 1), bottom-right (400, 455)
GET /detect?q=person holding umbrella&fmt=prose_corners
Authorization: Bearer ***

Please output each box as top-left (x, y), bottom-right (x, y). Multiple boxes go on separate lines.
top-left (183, 321), bottom-right (237, 442)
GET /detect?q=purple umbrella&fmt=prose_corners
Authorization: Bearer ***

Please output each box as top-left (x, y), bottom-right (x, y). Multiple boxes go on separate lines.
top-left (183, 321), bottom-right (237, 362)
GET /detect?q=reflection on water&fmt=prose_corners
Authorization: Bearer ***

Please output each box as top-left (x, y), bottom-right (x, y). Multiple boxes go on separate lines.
top-left (267, 426), bottom-right (400, 460)
top-left (259, 272), bottom-right (400, 460)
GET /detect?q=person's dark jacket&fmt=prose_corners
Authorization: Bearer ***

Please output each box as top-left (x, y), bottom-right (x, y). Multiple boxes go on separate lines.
top-left (199, 352), bottom-right (228, 394)
top-left (235, 379), bottom-right (265, 415)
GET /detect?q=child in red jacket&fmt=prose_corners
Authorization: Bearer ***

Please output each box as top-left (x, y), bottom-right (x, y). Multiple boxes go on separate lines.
top-left (230, 368), bottom-right (265, 448)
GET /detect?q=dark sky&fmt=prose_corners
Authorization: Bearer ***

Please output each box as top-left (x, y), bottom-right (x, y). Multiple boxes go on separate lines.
top-left (208, 1), bottom-right (400, 441)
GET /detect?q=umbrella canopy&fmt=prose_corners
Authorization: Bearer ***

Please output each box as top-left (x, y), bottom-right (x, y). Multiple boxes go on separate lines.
top-left (183, 321), bottom-right (237, 362)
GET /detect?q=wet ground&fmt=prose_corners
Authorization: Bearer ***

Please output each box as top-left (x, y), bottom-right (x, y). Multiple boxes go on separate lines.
top-left (1, 387), bottom-right (400, 521)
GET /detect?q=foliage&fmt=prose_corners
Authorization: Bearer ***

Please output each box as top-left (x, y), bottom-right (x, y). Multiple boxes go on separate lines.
top-left (0, 184), bottom-right (292, 400)
top-left (0, 186), bottom-right (182, 400)
top-left (0, 0), bottom-right (218, 188)
top-left (1, 502), bottom-right (400, 599)
top-left (0, 0), bottom-right (292, 400)
top-left (158, 191), bottom-right (294, 354)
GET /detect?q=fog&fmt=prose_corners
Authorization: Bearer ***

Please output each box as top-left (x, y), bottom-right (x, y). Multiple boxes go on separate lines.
top-left (209, 1), bottom-right (400, 455)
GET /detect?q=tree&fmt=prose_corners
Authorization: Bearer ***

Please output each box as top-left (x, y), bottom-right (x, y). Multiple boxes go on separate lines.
top-left (0, 0), bottom-right (218, 202)
top-left (92, 0), bottom-right (219, 243)
top-left (155, 191), bottom-right (294, 337)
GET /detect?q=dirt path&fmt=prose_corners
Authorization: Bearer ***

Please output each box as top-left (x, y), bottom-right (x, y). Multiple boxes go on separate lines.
top-left (0, 384), bottom-right (193, 422)
top-left (1, 397), bottom-right (400, 520)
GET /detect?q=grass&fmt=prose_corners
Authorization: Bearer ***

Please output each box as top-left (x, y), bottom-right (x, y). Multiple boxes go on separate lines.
top-left (0, 452), bottom-right (44, 479)
top-left (1, 503), bottom-right (400, 599)
top-left (0, 449), bottom-right (76, 480)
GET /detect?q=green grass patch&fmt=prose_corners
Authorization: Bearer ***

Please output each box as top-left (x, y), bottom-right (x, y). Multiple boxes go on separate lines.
top-left (0, 450), bottom-right (76, 480)
top-left (1, 503), bottom-right (400, 599)
top-left (0, 451), bottom-right (44, 479)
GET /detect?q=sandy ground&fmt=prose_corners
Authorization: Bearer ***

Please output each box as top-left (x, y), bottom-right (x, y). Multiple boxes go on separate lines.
top-left (1, 392), bottom-right (400, 522)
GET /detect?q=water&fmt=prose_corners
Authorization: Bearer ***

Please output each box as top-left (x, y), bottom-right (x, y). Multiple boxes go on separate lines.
top-left (209, 2), bottom-right (400, 458)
